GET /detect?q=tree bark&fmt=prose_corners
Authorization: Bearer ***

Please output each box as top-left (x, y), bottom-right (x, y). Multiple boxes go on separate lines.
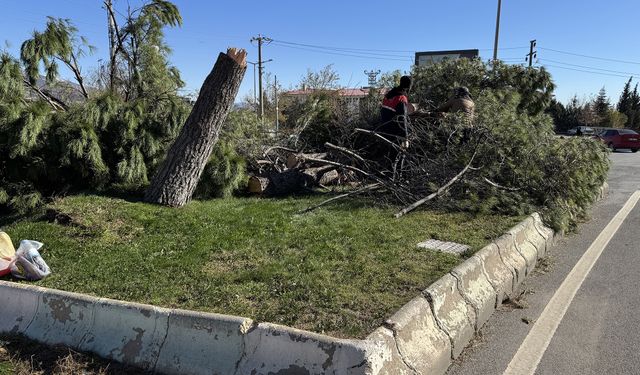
top-left (144, 48), bottom-right (247, 206)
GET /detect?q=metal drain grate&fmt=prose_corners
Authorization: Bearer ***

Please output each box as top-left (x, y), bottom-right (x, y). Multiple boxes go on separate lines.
top-left (417, 239), bottom-right (470, 255)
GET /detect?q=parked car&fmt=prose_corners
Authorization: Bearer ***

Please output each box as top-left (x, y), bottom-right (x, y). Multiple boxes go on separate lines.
top-left (596, 129), bottom-right (640, 152)
top-left (566, 126), bottom-right (595, 136)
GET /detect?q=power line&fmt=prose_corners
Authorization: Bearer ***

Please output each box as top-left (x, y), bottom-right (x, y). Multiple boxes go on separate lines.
top-left (272, 39), bottom-right (415, 54)
top-left (272, 38), bottom-right (529, 57)
top-left (539, 63), bottom-right (635, 78)
top-left (478, 46), bottom-right (529, 51)
top-left (270, 42), bottom-right (413, 62)
top-left (540, 58), bottom-right (640, 76)
top-left (270, 41), bottom-right (412, 60)
top-left (539, 47), bottom-right (640, 66)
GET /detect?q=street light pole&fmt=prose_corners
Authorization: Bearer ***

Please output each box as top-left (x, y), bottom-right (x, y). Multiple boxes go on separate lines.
top-left (493, 0), bottom-right (502, 62)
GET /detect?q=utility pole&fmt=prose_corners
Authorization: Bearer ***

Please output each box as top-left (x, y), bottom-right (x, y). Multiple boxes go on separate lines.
top-left (493, 0), bottom-right (502, 62)
top-left (364, 70), bottom-right (381, 87)
top-left (105, 0), bottom-right (117, 91)
top-left (250, 34), bottom-right (273, 124)
top-left (274, 75), bottom-right (279, 135)
top-left (247, 61), bottom-right (258, 105)
top-left (526, 39), bottom-right (537, 67)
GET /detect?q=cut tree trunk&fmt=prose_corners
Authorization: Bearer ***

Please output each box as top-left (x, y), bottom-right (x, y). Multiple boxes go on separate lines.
top-left (144, 48), bottom-right (247, 207)
top-left (248, 166), bottom-right (339, 196)
top-left (286, 153), bottom-right (329, 169)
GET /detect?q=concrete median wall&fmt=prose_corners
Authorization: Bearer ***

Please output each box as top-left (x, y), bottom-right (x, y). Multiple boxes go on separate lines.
top-left (0, 281), bottom-right (386, 374)
top-left (4, 191), bottom-right (611, 375)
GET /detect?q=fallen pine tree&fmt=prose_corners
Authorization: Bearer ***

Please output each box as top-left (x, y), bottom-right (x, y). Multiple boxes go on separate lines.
top-left (244, 89), bottom-right (609, 232)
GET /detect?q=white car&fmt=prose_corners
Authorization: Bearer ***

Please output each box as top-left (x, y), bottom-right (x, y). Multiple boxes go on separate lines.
top-left (567, 126), bottom-right (595, 136)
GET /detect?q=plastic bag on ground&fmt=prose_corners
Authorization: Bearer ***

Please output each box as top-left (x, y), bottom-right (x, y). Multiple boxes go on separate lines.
top-left (10, 240), bottom-right (51, 281)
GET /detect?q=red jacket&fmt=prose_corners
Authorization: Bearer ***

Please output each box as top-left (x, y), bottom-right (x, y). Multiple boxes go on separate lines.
top-left (380, 88), bottom-right (409, 123)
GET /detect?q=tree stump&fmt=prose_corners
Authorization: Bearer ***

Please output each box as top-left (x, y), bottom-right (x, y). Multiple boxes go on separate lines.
top-left (144, 48), bottom-right (247, 207)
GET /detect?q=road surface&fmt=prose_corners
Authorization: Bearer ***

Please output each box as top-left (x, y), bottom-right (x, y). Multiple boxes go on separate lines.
top-left (447, 150), bottom-right (640, 375)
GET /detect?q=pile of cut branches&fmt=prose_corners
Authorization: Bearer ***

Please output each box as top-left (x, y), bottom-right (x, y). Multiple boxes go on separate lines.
top-left (246, 91), bottom-right (609, 231)
top-left (247, 113), bottom-right (486, 217)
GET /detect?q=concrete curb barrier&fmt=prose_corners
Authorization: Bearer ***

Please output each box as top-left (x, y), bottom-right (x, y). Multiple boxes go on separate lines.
top-left (380, 296), bottom-right (451, 374)
top-left (155, 309), bottom-right (252, 375)
top-left (0, 282), bottom-right (41, 334)
top-left (473, 243), bottom-right (513, 307)
top-left (24, 288), bottom-right (96, 349)
top-left (423, 274), bottom-right (476, 359)
top-left (494, 232), bottom-right (528, 296)
top-left (508, 217), bottom-right (539, 276)
top-left (1, 183), bottom-right (610, 374)
top-left (451, 256), bottom-right (497, 331)
top-left (81, 299), bottom-right (169, 370)
top-left (236, 323), bottom-right (377, 375)
top-left (366, 327), bottom-right (413, 374)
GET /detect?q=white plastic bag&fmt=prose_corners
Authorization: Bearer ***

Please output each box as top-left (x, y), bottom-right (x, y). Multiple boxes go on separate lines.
top-left (10, 240), bottom-right (51, 281)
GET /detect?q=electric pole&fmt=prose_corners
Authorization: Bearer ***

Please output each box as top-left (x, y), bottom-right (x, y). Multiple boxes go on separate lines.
top-left (250, 34), bottom-right (273, 124)
top-left (105, 0), bottom-right (117, 91)
top-left (274, 75), bottom-right (279, 135)
top-left (493, 0), bottom-right (502, 62)
top-left (364, 70), bottom-right (381, 87)
top-left (526, 39), bottom-right (537, 67)
top-left (247, 61), bottom-right (258, 105)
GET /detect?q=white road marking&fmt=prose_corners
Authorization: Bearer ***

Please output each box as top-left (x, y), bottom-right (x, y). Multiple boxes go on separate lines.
top-left (503, 190), bottom-right (640, 375)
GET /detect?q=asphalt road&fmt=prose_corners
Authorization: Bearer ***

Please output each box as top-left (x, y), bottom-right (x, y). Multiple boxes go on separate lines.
top-left (447, 150), bottom-right (640, 375)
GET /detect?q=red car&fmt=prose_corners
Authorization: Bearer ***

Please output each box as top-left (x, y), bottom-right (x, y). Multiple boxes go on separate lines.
top-left (597, 129), bottom-right (640, 152)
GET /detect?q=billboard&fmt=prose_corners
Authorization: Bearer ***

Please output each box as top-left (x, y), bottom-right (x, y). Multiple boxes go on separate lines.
top-left (415, 49), bottom-right (479, 66)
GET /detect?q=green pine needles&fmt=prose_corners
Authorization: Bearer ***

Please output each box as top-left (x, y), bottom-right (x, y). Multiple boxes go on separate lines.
top-left (0, 2), bottom-right (200, 214)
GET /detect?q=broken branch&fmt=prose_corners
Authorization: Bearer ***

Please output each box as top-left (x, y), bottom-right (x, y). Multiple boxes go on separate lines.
top-left (394, 150), bottom-right (478, 218)
top-left (298, 183), bottom-right (382, 214)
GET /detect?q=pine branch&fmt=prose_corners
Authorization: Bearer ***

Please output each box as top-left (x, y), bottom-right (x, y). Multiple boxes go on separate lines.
top-left (23, 78), bottom-right (67, 111)
top-left (394, 150), bottom-right (478, 218)
top-left (298, 183), bottom-right (382, 214)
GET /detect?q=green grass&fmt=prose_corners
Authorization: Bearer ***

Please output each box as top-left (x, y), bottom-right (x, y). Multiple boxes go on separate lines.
top-left (0, 361), bottom-right (13, 375)
top-left (1, 195), bottom-right (522, 338)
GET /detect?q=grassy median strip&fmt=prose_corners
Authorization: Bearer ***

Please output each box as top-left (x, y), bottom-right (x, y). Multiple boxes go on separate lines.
top-left (2, 195), bottom-right (522, 338)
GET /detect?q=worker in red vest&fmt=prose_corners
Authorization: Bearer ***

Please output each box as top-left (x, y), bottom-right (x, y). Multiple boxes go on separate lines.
top-left (379, 75), bottom-right (412, 139)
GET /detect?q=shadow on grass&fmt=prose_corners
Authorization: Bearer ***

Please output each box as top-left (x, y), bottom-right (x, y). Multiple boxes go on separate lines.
top-left (0, 335), bottom-right (148, 375)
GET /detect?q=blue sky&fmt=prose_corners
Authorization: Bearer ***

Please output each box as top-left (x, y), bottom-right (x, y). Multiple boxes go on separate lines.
top-left (2, 0), bottom-right (640, 104)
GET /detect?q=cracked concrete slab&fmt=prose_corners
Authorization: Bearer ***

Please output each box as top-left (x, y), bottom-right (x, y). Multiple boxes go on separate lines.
top-left (0, 281), bottom-right (41, 334)
top-left (473, 243), bottom-right (514, 306)
top-left (384, 296), bottom-right (451, 375)
top-left (532, 213), bottom-right (555, 255)
top-left (24, 288), bottom-right (96, 348)
top-left (236, 323), bottom-right (371, 375)
top-left (79, 298), bottom-right (169, 371)
top-left (423, 274), bottom-right (476, 359)
top-left (366, 327), bottom-right (414, 375)
top-left (451, 256), bottom-right (497, 331)
top-left (154, 309), bottom-right (251, 375)
top-left (494, 233), bottom-right (528, 296)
